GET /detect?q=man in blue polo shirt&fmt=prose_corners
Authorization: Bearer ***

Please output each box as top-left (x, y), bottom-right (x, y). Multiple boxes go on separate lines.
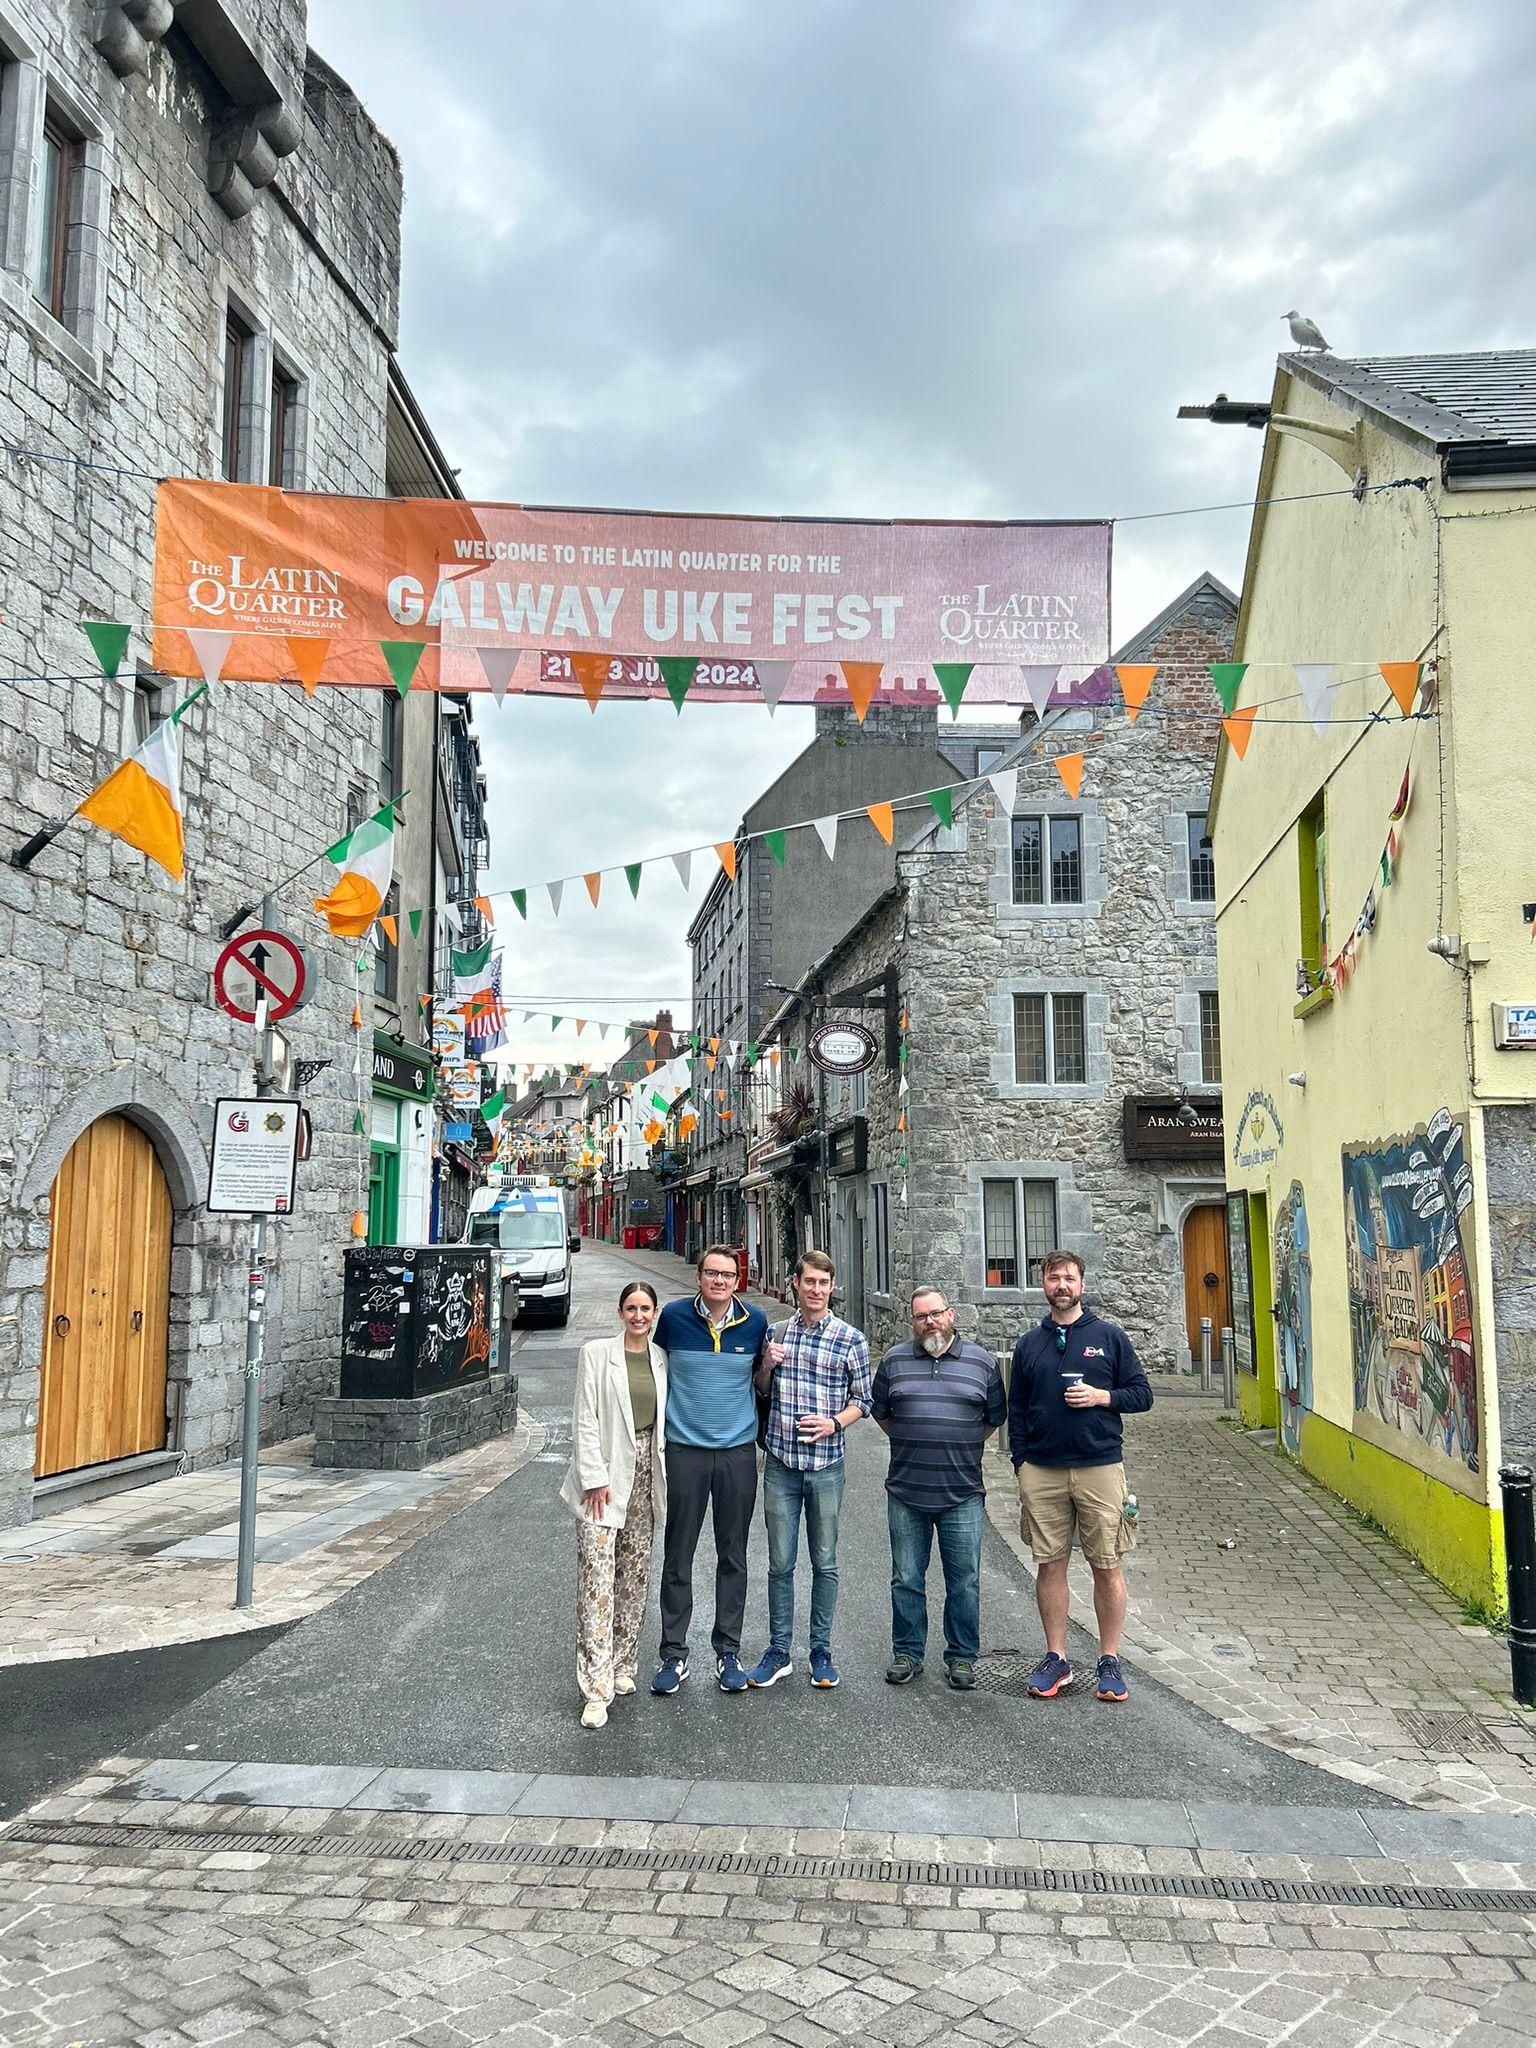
top-left (651, 1244), bottom-right (770, 1697)
top-left (871, 1284), bottom-right (1006, 1691)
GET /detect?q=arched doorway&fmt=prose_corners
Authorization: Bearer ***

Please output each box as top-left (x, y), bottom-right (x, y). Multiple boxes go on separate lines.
top-left (1181, 1202), bottom-right (1231, 1363)
top-left (37, 1114), bottom-right (172, 1478)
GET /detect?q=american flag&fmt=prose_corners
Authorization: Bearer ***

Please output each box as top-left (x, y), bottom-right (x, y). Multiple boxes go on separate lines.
top-left (465, 955), bottom-right (505, 1054)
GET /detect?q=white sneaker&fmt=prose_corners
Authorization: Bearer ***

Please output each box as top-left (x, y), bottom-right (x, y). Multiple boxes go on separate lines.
top-left (580, 1699), bottom-right (608, 1729)
top-left (614, 1675), bottom-right (637, 1696)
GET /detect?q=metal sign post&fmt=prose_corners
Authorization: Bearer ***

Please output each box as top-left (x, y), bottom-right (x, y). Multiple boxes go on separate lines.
top-left (235, 894), bottom-right (277, 1611)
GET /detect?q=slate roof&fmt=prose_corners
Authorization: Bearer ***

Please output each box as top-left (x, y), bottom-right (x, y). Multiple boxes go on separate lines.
top-left (1289, 350), bottom-right (1536, 453)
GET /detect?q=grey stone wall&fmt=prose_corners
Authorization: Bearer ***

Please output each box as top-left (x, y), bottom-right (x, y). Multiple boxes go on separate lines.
top-left (1484, 1104), bottom-right (1536, 1460)
top-left (0, 3), bottom-right (405, 1525)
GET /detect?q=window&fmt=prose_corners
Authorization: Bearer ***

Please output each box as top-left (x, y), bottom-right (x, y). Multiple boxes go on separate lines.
top-left (976, 744), bottom-right (1007, 773)
top-left (32, 112), bottom-right (76, 322)
top-left (222, 312), bottom-right (254, 479)
top-left (131, 670), bottom-right (165, 745)
top-left (374, 882), bottom-right (399, 998)
top-left (1297, 792), bottom-right (1329, 995)
top-left (269, 362), bottom-right (300, 485)
top-left (1199, 990), bottom-right (1222, 1085)
top-left (982, 1178), bottom-right (1060, 1289)
top-left (1187, 811), bottom-right (1216, 902)
top-left (1011, 815), bottom-right (1082, 904)
top-left (1013, 991), bottom-right (1088, 1085)
top-left (379, 687), bottom-right (402, 804)
top-left (870, 1182), bottom-right (890, 1295)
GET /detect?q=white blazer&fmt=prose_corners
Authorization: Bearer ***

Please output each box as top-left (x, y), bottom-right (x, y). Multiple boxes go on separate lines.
top-left (559, 1334), bottom-right (669, 1530)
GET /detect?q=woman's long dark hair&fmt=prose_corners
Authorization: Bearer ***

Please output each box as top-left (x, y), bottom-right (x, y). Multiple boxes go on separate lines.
top-left (619, 1281), bottom-right (659, 1313)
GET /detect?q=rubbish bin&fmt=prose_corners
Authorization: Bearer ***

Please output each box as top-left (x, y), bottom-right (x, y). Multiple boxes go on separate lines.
top-left (340, 1245), bottom-right (496, 1398)
top-left (622, 1225), bottom-right (639, 1250)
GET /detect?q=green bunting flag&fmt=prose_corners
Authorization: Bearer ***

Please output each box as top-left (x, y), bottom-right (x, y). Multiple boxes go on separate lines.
top-left (625, 863), bottom-right (643, 898)
top-left (407, 907), bottom-right (423, 938)
top-left (925, 787), bottom-right (954, 829)
top-left (763, 828), bottom-right (786, 867)
top-left (551, 1015), bottom-right (562, 1030)
top-left (83, 620), bottom-right (131, 680)
top-left (933, 663), bottom-right (973, 720)
top-left (381, 640), bottom-right (425, 696)
top-left (658, 656), bottom-right (698, 714)
top-left (510, 887), bottom-right (527, 919)
top-left (352, 1109), bottom-right (366, 1135)
top-left (1210, 662), bottom-right (1248, 714)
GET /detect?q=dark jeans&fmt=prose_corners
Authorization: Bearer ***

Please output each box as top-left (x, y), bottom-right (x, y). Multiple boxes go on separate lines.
top-left (659, 1440), bottom-right (758, 1661)
top-left (887, 1491), bottom-right (983, 1666)
top-left (763, 1452), bottom-right (846, 1655)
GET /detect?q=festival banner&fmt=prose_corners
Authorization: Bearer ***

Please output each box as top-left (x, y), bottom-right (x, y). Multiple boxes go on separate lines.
top-left (151, 480), bottom-right (1112, 706)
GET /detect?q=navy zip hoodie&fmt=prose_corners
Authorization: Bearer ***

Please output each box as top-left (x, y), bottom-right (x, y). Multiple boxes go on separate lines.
top-left (1007, 1310), bottom-right (1153, 1469)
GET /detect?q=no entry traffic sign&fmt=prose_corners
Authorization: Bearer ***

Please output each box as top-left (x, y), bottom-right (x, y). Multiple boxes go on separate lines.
top-left (213, 928), bottom-right (313, 1025)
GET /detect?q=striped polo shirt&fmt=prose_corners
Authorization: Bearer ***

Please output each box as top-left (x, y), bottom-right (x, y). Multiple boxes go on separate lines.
top-left (871, 1337), bottom-right (1008, 1513)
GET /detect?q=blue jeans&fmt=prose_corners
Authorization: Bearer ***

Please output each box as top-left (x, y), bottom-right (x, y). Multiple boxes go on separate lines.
top-left (886, 1491), bottom-right (983, 1667)
top-left (763, 1452), bottom-right (846, 1655)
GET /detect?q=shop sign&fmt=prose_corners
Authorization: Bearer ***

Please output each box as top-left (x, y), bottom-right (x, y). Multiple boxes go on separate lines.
top-left (1232, 1086), bottom-right (1284, 1170)
top-left (1122, 1095), bottom-right (1223, 1162)
top-left (809, 1022), bottom-right (878, 1075)
top-left (1492, 1002), bottom-right (1536, 1047)
top-left (373, 1039), bottom-right (433, 1098)
top-left (208, 1096), bottom-right (301, 1215)
top-left (826, 1116), bottom-right (869, 1177)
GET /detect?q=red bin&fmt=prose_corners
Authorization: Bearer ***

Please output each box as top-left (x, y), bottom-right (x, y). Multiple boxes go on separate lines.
top-left (732, 1243), bottom-right (749, 1290)
top-left (622, 1225), bottom-right (638, 1250)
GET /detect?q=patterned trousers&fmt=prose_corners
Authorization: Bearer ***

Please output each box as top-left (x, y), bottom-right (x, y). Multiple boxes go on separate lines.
top-left (576, 1427), bottom-right (656, 1705)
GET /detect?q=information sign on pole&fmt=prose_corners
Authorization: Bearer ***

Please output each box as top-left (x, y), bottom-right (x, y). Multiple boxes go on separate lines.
top-left (213, 928), bottom-right (312, 1025)
top-left (208, 1096), bottom-right (302, 1215)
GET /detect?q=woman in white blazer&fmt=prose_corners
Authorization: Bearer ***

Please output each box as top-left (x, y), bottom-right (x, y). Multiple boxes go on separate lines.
top-left (560, 1280), bottom-right (669, 1728)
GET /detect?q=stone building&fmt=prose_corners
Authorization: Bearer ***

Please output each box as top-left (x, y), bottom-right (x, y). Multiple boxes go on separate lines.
top-left (760, 576), bottom-right (1239, 1369)
top-left (0, 2), bottom-right (446, 1525)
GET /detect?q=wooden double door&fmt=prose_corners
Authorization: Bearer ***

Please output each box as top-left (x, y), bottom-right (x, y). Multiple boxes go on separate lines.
top-left (1182, 1201), bottom-right (1232, 1360)
top-left (36, 1114), bottom-right (172, 1478)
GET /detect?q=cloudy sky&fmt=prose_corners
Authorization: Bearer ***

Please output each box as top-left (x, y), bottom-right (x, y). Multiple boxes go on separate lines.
top-left (310, 0), bottom-right (1529, 1075)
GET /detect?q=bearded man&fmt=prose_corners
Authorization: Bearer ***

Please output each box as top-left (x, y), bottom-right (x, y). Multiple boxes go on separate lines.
top-left (870, 1286), bottom-right (1007, 1691)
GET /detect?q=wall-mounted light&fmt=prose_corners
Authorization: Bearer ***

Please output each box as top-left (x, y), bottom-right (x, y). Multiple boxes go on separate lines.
top-left (1286, 1071), bottom-right (1307, 1090)
top-left (1427, 934), bottom-right (1462, 962)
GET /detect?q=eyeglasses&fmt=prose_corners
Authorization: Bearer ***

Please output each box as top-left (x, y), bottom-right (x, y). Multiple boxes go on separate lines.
top-left (701, 1268), bottom-right (737, 1282)
top-left (1053, 1325), bottom-right (1069, 1354)
top-left (912, 1308), bottom-right (950, 1325)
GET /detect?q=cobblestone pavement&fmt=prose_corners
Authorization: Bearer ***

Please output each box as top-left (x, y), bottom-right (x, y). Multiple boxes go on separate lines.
top-left (3, 1767), bottom-right (1536, 2047)
top-left (0, 1423), bottom-right (540, 1668)
top-left (984, 1405), bottom-right (1536, 1815)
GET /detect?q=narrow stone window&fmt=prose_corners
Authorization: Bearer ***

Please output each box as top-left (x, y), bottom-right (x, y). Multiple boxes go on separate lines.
top-left (222, 310), bottom-right (255, 479)
top-left (269, 360), bottom-right (300, 485)
top-left (1187, 810), bottom-right (1216, 902)
top-left (1199, 990), bottom-right (1222, 1086)
top-left (32, 109), bottom-right (76, 321)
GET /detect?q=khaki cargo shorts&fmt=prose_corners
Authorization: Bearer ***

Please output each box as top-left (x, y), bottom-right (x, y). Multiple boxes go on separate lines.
top-left (1017, 1460), bottom-right (1135, 1571)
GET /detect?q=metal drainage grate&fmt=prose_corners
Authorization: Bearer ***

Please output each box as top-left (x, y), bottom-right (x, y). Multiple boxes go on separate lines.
top-left (1397, 1710), bottom-right (1507, 1755)
top-left (5, 1818), bottom-right (1534, 1918)
top-left (972, 1651), bottom-right (1053, 1696)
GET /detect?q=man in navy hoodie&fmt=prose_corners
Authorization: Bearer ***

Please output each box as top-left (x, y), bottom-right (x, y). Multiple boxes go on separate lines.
top-left (1007, 1249), bottom-right (1152, 1704)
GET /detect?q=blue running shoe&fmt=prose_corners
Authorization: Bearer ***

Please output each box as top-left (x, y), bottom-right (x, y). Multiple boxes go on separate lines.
top-left (747, 1647), bottom-right (793, 1688)
top-left (1025, 1651), bottom-right (1073, 1699)
top-left (1096, 1654), bottom-right (1129, 1703)
top-left (809, 1648), bottom-right (840, 1689)
top-left (650, 1657), bottom-right (688, 1695)
top-left (716, 1651), bottom-right (749, 1694)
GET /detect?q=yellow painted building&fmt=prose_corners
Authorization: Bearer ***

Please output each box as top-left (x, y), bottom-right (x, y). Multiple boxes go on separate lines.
top-left (1210, 350), bottom-right (1536, 1607)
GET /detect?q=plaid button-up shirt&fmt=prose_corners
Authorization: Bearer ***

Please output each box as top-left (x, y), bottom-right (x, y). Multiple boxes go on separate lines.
top-left (763, 1309), bottom-right (873, 1472)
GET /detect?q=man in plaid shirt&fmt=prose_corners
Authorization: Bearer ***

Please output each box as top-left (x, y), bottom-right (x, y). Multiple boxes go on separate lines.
top-left (746, 1250), bottom-right (872, 1691)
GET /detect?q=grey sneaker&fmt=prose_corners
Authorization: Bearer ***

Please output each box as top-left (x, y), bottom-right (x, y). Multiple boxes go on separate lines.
top-left (885, 1654), bottom-right (923, 1684)
top-left (947, 1660), bottom-right (977, 1691)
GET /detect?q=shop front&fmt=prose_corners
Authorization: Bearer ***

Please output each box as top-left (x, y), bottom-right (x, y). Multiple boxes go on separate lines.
top-left (371, 1036), bottom-right (435, 1246)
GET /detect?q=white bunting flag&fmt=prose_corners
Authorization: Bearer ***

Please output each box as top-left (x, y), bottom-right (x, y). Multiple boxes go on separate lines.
top-left (987, 768), bottom-right (1019, 815)
top-left (899, 1072), bottom-right (909, 1095)
top-left (478, 647), bottom-right (523, 705)
top-left (727, 1041), bottom-right (739, 1065)
top-left (598, 1021), bottom-right (610, 1039)
top-left (548, 879), bottom-right (564, 916)
top-left (671, 849), bottom-right (693, 889)
top-left (812, 814), bottom-right (839, 859)
top-left (755, 660), bottom-right (795, 716)
top-left (1022, 664), bottom-right (1062, 718)
top-left (1293, 662), bottom-right (1337, 737)
top-left (186, 628), bottom-right (234, 685)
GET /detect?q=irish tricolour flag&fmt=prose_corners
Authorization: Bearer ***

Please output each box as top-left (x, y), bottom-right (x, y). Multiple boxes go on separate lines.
top-left (76, 687), bottom-right (203, 882)
top-left (314, 801), bottom-right (396, 936)
top-left (452, 937), bottom-right (497, 1000)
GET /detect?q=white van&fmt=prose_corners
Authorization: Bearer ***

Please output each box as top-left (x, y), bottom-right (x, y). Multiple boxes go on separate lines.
top-left (464, 1182), bottom-right (577, 1326)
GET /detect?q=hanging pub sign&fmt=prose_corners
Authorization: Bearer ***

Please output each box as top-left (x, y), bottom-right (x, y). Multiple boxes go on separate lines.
top-left (1122, 1095), bottom-right (1224, 1163)
top-left (808, 1022), bottom-right (879, 1076)
top-left (150, 480), bottom-right (1111, 706)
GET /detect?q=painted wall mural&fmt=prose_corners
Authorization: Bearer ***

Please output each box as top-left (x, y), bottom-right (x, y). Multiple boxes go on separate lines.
top-left (1342, 1109), bottom-right (1478, 1471)
top-left (1272, 1181), bottom-right (1313, 1455)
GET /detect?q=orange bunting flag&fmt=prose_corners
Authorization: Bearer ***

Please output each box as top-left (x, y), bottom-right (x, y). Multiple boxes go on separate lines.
top-left (569, 652), bottom-right (610, 712)
top-left (575, 1017), bottom-right (586, 1035)
top-left (647, 1029), bottom-right (659, 1046)
top-left (286, 635), bottom-right (329, 697)
top-left (1054, 752), bottom-right (1085, 800)
top-left (379, 914), bottom-right (398, 945)
top-left (866, 801), bottom-right (895, 844)
top-left (716, 1089), bottom-right (725, 1104)
top-left (1223, 707), bottom-right (1258, 760)
top-left (645, 1058), bottom-right (657, 1073)
top-left (351, 1209), bottom-right (367, 1239)
top-left (679, 1112), bottom-right (698, 1139)
top-left (715, 840), bottom-right (737, 882)
top-left (351, 1001), bottom-right (362, 1029)
top-left (583, 871), bottom-right (602, 906)
top-left (709, 1036), bottom-right (720, 1053)
top-left (474, 894), bottom-right (494, 925)
top-left (705, 1054), bottom-right (717, 1071)
top-left (1379, 661), bottom-right (1422, 716)
top-left (897, 1110), bottom-right (907, 1134)
top-left (770, 1047), bottom-right (780, 1065)
top-left (841, 661), bottom-right (882, 723)
top-left (1115, 664), bottom-right (1157, 721)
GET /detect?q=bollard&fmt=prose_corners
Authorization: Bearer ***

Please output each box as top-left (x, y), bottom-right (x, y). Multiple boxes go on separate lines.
top-left (1501, 1464), bottom-right (1536, 1708)
top-left (1199, 1315), bottom-right (1213, 1394)
top-left (1220, 1325), bottom-right (1237, 1411)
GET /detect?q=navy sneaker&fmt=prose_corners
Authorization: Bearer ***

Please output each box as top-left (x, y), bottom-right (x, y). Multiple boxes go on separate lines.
top-left (809, 1648), bottom-right (840, 1689)
top-left (747, 1647), bottom-right (793, 1688)
top-left (1096, 1654), bottom-right (1129, 1703)
top-left (650, 1657), bottom-right (688, 1695)
top-left (716, 1652), bottom-right (749, 1694)
top-left (1025, 1651), bottom-right (1073, 1699)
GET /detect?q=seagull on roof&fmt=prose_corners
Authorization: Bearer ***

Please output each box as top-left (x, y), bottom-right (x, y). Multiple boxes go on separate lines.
top-left (1283, 310), bottom-right (1332, 351)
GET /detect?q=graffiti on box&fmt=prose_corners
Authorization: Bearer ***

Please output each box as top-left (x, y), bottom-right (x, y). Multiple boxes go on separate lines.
top-left (1342, 1109), bottom-right (1478, 1470)
top-left (1272, 1181), bottom-right (1313, 1456)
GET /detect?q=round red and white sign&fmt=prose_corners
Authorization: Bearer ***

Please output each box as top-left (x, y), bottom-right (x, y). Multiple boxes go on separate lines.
top-left (213, 928), bottom-right (313, 1026)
